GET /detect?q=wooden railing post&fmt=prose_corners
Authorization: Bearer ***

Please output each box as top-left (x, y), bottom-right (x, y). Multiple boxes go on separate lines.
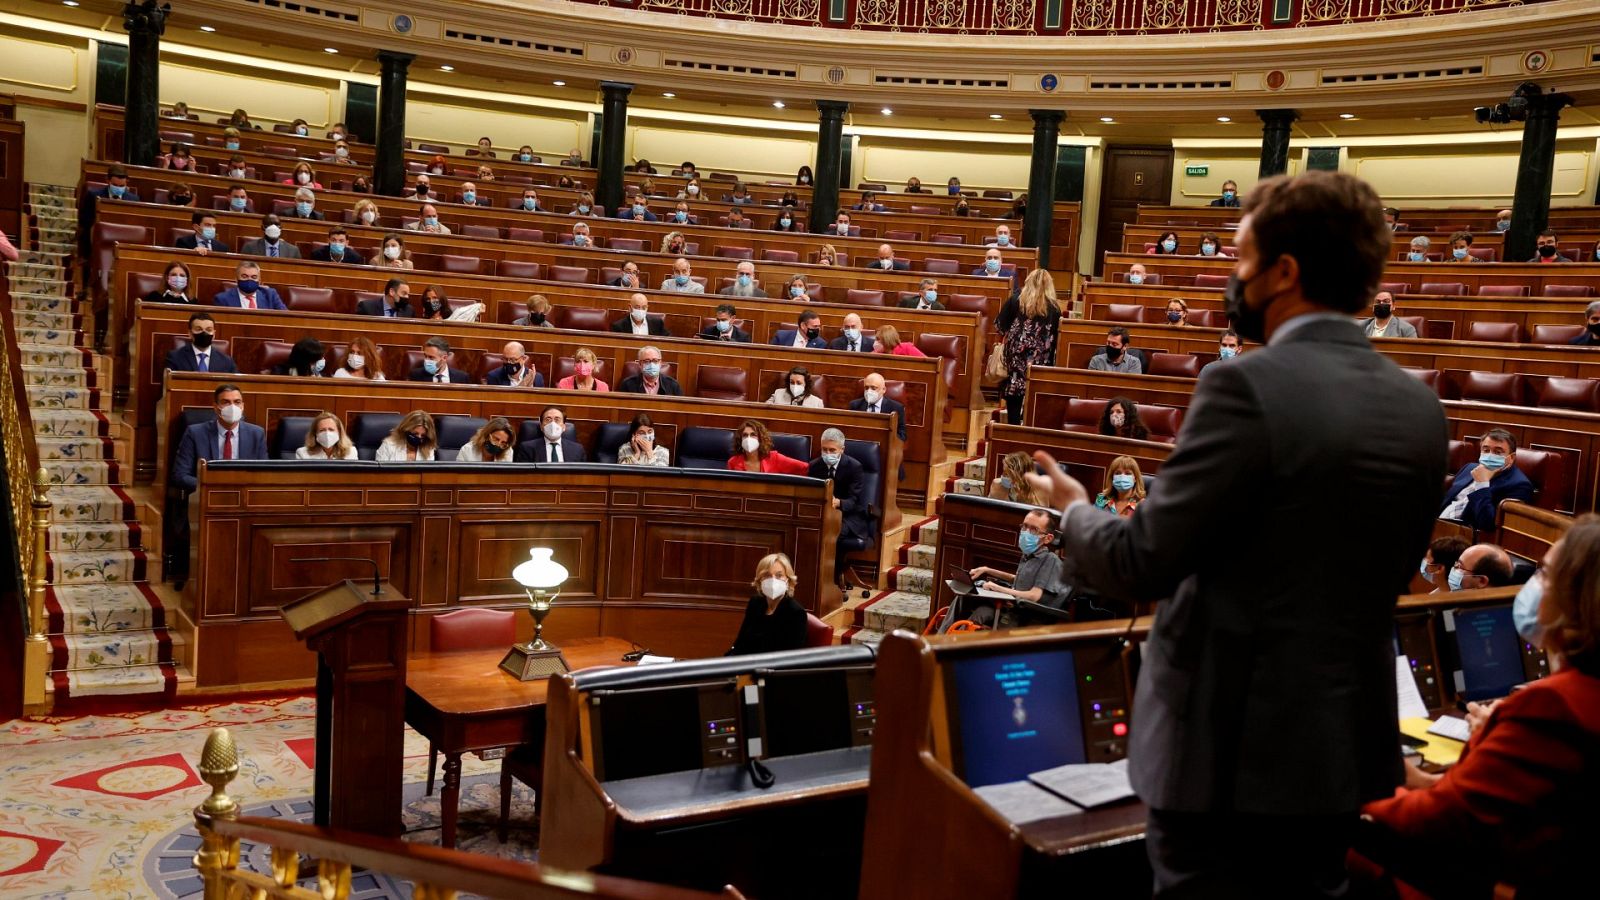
top-left (21, 463), bottom-right (50, 706)
top-left (192, 727), bottom-right (242, 900)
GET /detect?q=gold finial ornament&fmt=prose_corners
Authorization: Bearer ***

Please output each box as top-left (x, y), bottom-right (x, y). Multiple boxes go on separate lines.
top-left (197, 727), bottom-right (240, 818)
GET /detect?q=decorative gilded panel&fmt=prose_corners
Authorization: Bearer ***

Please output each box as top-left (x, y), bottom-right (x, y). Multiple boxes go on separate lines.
top-left (990, 0), bottom-right (1037, 30)
top-left (1303, 0), bottom-right (1353, 19)
top-left (1143, 0), bottom-right (1189, 29)
top-left (1072, 0), bottom-right (1116, 30)
top-left (856, 0), bottom-right (898, 26)
top-left (1215, 0), bottom-right (1260, 26)
top-left (925, 0), bottom-right (970, 29)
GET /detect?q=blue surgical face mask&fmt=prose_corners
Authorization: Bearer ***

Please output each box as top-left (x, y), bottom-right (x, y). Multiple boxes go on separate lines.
top-left (674, 273), bottom-right (690, 286)
top-left (737, 274), bottom-right (752, 288)
top-left (1219, 346), bottom-right (1238, 359)
top-left (716, 319), bottom-right (732, 333)
top-left (1111, 474), bottom-right (1135, 493)
top-left (1018, 530), bottom-right (1041, 555)
top-left (1201, 244), bottom-right (1217, 257)
top-left (1512, 574), bottom-right (1545, 644)
top-left (520, 153), bottom-right (532, 162)
top-left (985, 259), bottom-right (1001, 273)
top-left (1453, 248), bottom-right (1469, 260)
top-left (1167, 311), bottom-right (1183, 323)
top-left (524, 198), bottom-right (538, 210)
top-left (311, 358), bottom-right (326, 375)
top-left (822, 451), bottom-right (842, 467)
top-left (424, 216), bottom-right (439, 228)
top-left (998, 476), bottom-right (1013, 490)
top-left (225, 141), bottom-right (240, 151)
top-left (295, 125), bottom-right (308, 136)
top-left (948, 185), bottom-right (960, 195)
top-left (577, 204), bottom-right (591, 214)
top-left (1494, 220), bottom-right (1510, 232)
top-left (923, 290), bottom-right (938, 304)
top-left (463, 191), bottom-right (476, 204)
top-left (780, 218), bottom-right (791, 228)
top-left (633, 204), bottom-right (646, 216)
top-left (1161, 239), bottom-right (1176, 252)
top-left (843, 327), bottom-right (860, 341)
top-left (423, 358), bottom-right (440, 375)
top-left (1419, 559), bottom-right (1435, 584)
top-left (1128, 273), bottom-right (1145, 285)
top-left (109, 185), bottom-right (126, 199)
top-left (996, 234), bottom-right (1011, 247)
top-left (236, 279), bottom-right (259, 295)
top-left (200, 226), bottom-right (216, 241)
top-left (1447, 566), bottom-right (1466, 592)
top-left (1479, 452), bottom-right (1507, 471)
top-left (230, 197), bottom-right (248, 211)
top-left (295, 202), bottom-right (313, 217)
top-left (642, 361), bottom-right (661, 378)
top-left (1222, 190), bottom-right (1236, 202)
top-left (573, 234), bottom-right (588, 246)
top-left (790, 286), bottom-right (805, 298)
top-left (675, 211), bottom-right (688, 223)
top-left (1408, 251), bottom-right (1425, 262)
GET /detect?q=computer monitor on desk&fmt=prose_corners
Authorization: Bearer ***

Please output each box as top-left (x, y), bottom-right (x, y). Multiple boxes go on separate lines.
top-left (1444, 604), bottom-right (1550, 703)
top-left (757, 663), bottom-right (876, 759)
top-left (946, 648), bottom-right (1088, 787)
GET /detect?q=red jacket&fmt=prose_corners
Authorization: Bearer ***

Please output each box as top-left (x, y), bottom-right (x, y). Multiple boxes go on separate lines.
top-left (1358, 664), bottom-right (1600, 897)
top-left (727, 451), bottom-right (809, 476)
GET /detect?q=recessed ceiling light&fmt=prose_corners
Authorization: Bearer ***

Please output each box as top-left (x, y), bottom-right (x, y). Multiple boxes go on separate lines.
top-left (439, 65), bottom-right (454, 72)
top-left (773, 101), bottom-right (786, 109)
top-left (880, 107), bottom-right (893, 116)
top-left (662, 92), bottom-right (676, 98)
top-left (552, 80), bottom-right (565, 86)
top-left (199, 25), bottom-right (216, 32)
top-left (1216, 116), bottom-right (1231, 122)
top-left (1339, 113), bottom-right (1356, 119)
top-left (989, 114), bottom-right (1003, 120)
top-left (62, 1), bottom-right (79, 6)
top-left (323, 47), bottom-right (339, 54)
top-left (1100, 116), bottom-right (1115, 123)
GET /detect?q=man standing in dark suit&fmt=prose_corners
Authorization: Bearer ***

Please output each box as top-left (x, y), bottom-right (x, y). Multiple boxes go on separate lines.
top-left (699, 303), bottom-right (752, 342)
top-left (848, 373), bottom-right (906, 442)
top-left (809, 429), bottom-right (875, 586)
top-left (172, 384), bottom-right (269, 491)
top-left (1029, 171), bottom-right (1448, 897)
top-left (513, 406), bottom-right (587, 462)
top-left (175, 212), bottom-right (230, 255)
top-left (1438, 428), bottom-right (1534, 533)
top-left (407, 336), bottom-right (472, 384)
top-left (355, 279), bottom-right (414, 318)
top-left (165, 312), bottom-right (238, 376)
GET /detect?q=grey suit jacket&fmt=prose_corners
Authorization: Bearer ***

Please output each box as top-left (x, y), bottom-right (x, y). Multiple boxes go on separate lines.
top-left (239, 238), bottom-right (302, 259)
top-left (1059, 316), bottom-right (1447, 816)
top-left (1359, 316), bottom-right (1418, 338)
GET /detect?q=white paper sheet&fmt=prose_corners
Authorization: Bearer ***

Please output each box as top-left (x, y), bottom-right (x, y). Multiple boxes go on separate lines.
top-left (973, 780), bottom-right (1084, 824)
top-left (1028, 761), bottom-right (1137, 809)
top-left (637, 654), bottom-right (676, 665)
top-left (1396, 656), bottom-right (1431, 721)
top-left (1426, 715), bottom-right (1472, 742)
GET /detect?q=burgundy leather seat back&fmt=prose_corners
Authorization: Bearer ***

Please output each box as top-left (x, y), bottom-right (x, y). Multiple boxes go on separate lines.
top-left (762, 249), bottom-right (800, 264)
top-left (1062, 398), bottom-right (1104, 432)
top-left (1399, 367), bottom-right (1442, 395)
top-left (1476, 285), bottom-right (1529, 298)
top-left (1515, 448), bottom-right (1569, 512)
top-left (1105, 304), bottom-right (1143, 323)
top-left (1542, 284), bottom-right (1594, 298)
top-left (608, 237), bottom-right (646, 252)
top-left (1530, 324), bottom-right (1585, 345)
top-left (549, 307), bottom-right (609, 332)
top-left (439, 255), bottom-right (482, 274)
top-left (923, 258), bottom-right (960, 275)
top-left (255, 341), bottom-right (294, 375)
top-left (283, 286), bottom-right (337, 313)
top-left (1193, 274), bottom-right (1229, 288)
top-left (1147, 353), bottom-right (1201, 378)
top-left (715, 246), bottom-right (754, 260)
top-left (461, 224), bottom-right (500, 239)
top-left (695, 366), bottom-right (749, 401)
top-left (429, 608), bottom-right (515, 651)
top-left (845, 289), bottom-right (886, 307)
top-left (1457, 371), bottom-right (1524, 406)
top-left (1465, 321), bottom-right (1521, 344)
top-left (1137, 405), bottom-right (1183, 442)
top-left (548, 265), bottom-right (591, 283)
top-left (499, 260), bottom-right (543, 279)
top-left (1536, 377), bottom-right (1600, 413)
top-left (1419, 282), bottom-right (1466, 296)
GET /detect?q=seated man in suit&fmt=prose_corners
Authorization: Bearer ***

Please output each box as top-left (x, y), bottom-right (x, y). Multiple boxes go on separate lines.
top-left (611, 293), bottom-right (671, 337)
top-left (719, 261), bottom-right (768, 298)
top-left (514, 406), bottom-right (587, 462)
top-left (851, 190), bottom-right (886, 212)
top-left (899, 277), bottom-right (944, 310)
top-left (659, 257), bottom-right (704, 294)
top-left (668, 200), bottom-right (693, 226)
top-left (700, 303), bottom-right (752, 342)
top-left (1359, 291), bottom-right (1417, 338)
top-left (972, 247), bottom-right (1010, 279)
top-left (408, 175), bottom-right (433, 200)
top-left (310, 226), bottom-right (364, 265)
top-left (809, 428), bottom-right (876, 587)
top-left (1202, 329), bottom-right (1243, 372)
top-left (518, 188), bottom-right (542, 212)
top-left (951, 507), bottom-right (1066, 630)
top-left (608, 261), bottom-right (645, 290)
top-left (212, 261), bottom-right (287, 310)
top-left (1446, 542), bottom-right (1515, 591)
top-left (617, 345), bottom-right (683, 395)
top-left (165, 312), bottom-right (239, 376)
top-left (405, 203), bottom-right (452, 235)
top-left (483, 340), bottom-right (545, 388)
top-left (172, 383), bottom-right (268, 491)
top-left (826, 212), bottom-right (854, 237)
top-left (829, 313), bottom-right (872, 353)
top-left (1439, 428), bottom-right (1535, 533)
top-left (407, 336), bottom-right (473, 384)
top-left (458, 181), bottom-right (489, 207)
top-left (568, 220), bottom-right (595, 249)
top-left (176, 212), bottom-right (230, 255)
top-left (79, 163), bottom-right (139, 239)
top-left (849, 372), bottom-right (907, 441)
top-left (356, 278), bottom-right (414, 318)
top-left (225, 184), bottom-right (254, 215)
top-left (866, 243), bottom-right (907, 272)
top-left (986, 224), bottom-right (1014, 248)
top-left (1087, 326), bottom-right (1143, 374)
top-left (239, 214), bottom-right (302, 259)
top-left (1530, 229), bottom-right (1572, 263)
top-left (772, 309), bottom-right (827, 350)
top-left (615, 191), bottom-right (659, 222)
top-left (1210, 179), bottom-right (1241, 208)
top-left (287, 187), bottom-right (324, 221)
top-left (1574, 300), bottom-right (1600, 347)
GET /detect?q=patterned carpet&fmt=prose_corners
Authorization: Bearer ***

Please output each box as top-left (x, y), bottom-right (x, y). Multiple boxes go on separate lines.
top-left (14, 184), bottom-right (175, 709)
top-left (0, 696), bottom-right (537, 899)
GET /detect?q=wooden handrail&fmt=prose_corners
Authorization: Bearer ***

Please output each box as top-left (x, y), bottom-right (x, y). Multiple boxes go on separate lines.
top-left (192, 727), bottom-right (743, 900)
top-left (0, 272), bottom-right (50, 704)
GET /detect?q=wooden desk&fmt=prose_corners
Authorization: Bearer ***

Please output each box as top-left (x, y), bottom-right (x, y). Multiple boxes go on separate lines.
top-left (406, 637), bottom-right (635, 848)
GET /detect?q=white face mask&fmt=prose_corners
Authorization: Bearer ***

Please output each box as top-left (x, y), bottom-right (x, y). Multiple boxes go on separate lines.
top-left (863, 389), bottom-right (881, 406)
top-left (360, 211), bottom-right (376, 225)
top-left (741, 435), bottom-right (761, 454)
top-left (346, 353), bottom-right (365, 370)
top-left (761, 576), bottom-right (789, 600)
top-left (383, 245), bottom-right (401, 260)
top-left (316, 429), bottom-right (340, 448)
top-left (219, 404), bottom-right (243, 424)
top-left (789, 383), bottom-right (805, 397)
top-left (543, 421), bottom-right (564, 441)
top-left (263, 225), bottom-right (281, 240)
top-left (296, 172), bottom-right (310, 184)
top-left (638, 430), bottom-right (655, 443)
top-left (630, 308), bottom-right (647, 323)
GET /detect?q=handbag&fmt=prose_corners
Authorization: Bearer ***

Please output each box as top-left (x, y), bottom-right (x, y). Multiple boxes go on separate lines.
top-left (983, 340), bottom-right (1007, 385)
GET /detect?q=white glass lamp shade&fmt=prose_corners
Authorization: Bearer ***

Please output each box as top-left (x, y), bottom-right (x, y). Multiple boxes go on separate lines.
top-left (512, 547), bottom-right (568, 590)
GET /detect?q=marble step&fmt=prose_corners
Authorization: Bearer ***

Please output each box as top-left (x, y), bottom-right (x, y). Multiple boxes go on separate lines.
top-left (951, 477), bottom-right (986, 497)
top-left (959, 456), bottom-right (988, 481)
top-left (842, 627), bottom-right (885, 647)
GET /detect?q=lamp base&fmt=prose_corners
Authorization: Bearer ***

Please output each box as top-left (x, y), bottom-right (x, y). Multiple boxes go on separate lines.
top-left (499, 641), bottom-right (570, 681)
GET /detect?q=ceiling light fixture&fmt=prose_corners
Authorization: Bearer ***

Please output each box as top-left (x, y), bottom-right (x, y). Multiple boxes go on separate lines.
top-left (662, 92), bottom-right (676, 98)
top-left (440, 65), bottom-right (455, 72)
top-left (880, 107), bottom-right (893, 116)
top-left (989, 114), bottom-right (1003, 120)
top-left (62, 1), bottom-right (79, 6)
top-left (1339, 113), bottom-right (1356, 119)
top-left (199, 25), bottom-right (216, 32)
top-left (1100, 116), bottom-right (1115, 123)
top-left (323, 47), bottom-right (339, 54)
top-left (1216, 116), bottom-right (1231, 122)
top-left (552, 80), bottom-right (565, 86)
top-left (773, 101), bottom-right (786, 109)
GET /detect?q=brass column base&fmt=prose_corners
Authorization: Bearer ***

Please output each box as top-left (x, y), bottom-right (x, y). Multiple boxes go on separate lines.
top-left (499, 642), bottom-right (570, 681)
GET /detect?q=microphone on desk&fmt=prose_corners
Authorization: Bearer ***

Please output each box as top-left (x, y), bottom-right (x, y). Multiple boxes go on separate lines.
top-left (292, 557), bottom-right (382, 597)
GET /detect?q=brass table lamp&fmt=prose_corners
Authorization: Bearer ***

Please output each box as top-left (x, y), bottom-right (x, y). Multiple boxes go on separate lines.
top-left (501, 546), bottom-right (570, 680)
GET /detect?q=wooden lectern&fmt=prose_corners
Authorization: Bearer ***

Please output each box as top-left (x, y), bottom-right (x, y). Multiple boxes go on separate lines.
top-left (281, 578), bottom-right (413, 837)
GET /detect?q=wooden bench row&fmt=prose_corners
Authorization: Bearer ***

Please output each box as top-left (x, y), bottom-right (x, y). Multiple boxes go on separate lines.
top-left (1134, 203), bottom-right (1600, 234)
top-left (1100, 251), bottom-right (1600, 294)
top-left (1120, 223), bottom-right (1527, 260)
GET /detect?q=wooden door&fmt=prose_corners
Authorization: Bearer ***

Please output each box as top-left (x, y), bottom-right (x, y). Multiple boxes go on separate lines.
top-left (1094, 146), bottom-right (1174, 275)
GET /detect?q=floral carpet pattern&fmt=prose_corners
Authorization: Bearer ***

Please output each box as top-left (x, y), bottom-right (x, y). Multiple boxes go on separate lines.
top-left (0, 696), bottom-right (536, 899)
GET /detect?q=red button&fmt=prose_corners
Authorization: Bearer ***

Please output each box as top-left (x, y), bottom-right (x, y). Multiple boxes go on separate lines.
top-left (1112, 722), bottom-right (1128, 737)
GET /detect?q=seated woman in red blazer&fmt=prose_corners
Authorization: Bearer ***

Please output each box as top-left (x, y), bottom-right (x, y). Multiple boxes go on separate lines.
top-left (727, 419), bottom-right (808, 475)
top-left (1354, 513), bottom-right (1600, 899)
